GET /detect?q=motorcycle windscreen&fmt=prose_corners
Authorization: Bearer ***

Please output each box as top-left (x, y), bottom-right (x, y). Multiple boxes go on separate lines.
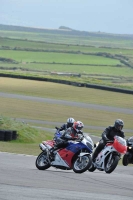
top-left (127, 136), bottom-right (133, 146)
top-left (113, 136), bottom-right (127, 154)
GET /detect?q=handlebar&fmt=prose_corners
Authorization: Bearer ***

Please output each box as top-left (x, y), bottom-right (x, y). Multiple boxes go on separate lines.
top-left (55, 127), bottom-right (59, 130)
top-left (106, 140), bottom-right (114, 143)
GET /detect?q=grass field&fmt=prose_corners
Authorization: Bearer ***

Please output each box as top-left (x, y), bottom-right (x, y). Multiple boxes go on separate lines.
top-left (0, 29), bottom-right (133, 48)
top-left (0, 26), bottom-right (133, 155)
top-left (0, 77), bottom-right (133, 133)
top-left (1, 37), bottom-right (133, 55)
top-left (0, 141), bottom-right (41, 155)
top-left (1, 62), bottom-right (132, 77)
top-left (1, 77), bottom-right (133, 108)
top-left (0, 29), bottom-right (133, 89)
top-left (0, 77), bottom-right (133, 155)
top-left (0, 50), bottom-right (121, 65)
top-left (0, 79), bottom-right (132, 155)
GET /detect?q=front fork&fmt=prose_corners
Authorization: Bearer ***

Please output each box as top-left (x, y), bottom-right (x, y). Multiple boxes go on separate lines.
top-left (107, 153), bottom-right (113, 164)
top-left (107, 153), bottom-right (121, 165)
top-left (78, 150), bottom-right (90, 162)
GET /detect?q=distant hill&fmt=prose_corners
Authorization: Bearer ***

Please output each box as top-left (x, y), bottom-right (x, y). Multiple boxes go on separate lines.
top-left (0, 24), bottom-right (133, 40)
top-left (58, 26), bottom-right (73, 30)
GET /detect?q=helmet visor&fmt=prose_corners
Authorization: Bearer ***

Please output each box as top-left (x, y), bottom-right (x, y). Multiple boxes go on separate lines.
top-left (67, 123), bottom-right (73, 127)
top-left (117, 125), bottom-right (123, 130)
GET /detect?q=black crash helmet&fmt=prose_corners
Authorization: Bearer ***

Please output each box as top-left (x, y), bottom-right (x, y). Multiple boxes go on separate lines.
top-left (114, 119), bottom-right (124, 131)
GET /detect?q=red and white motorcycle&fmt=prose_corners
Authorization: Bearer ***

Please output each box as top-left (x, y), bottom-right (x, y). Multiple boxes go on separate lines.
top-left (35, 133), bottom-right (94, 174)
top-left (88, 136), bottom-right (127, 174)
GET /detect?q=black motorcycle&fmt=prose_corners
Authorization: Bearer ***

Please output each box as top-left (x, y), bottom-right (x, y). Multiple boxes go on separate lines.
top-left (122, 136), bottom-right (133, 166)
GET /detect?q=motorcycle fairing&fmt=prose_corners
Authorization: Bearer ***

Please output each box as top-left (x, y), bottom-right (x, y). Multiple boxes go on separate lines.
top-left (42, 140), bottom-right (54, 149)
top-left (51, 142), bottom-right (78, 168)
top-left (51, 141), bottom-right (91, 168)
top-left (66, 141), bottom-right (92, 154)
top-left (58, 142), bottom-right (92, 167)
top-left (58, 148), bottom-right (74, 167)
top-left (94, 146), bottom-right (115, 170)
top-left (51, 152), bottom-right (70, 168)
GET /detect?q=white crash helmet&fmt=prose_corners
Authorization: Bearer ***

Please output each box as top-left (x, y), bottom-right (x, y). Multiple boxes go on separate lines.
top-left (67, 118), bottom-right (75, 127)
top-left (67, 117), bottom-right (75, 123)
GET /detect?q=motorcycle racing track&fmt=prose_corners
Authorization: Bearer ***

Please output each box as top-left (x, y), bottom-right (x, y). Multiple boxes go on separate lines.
top-left (0, 152), bottom-right (133, 200)
top-left (0, 92), bottom-right (133, 199)
top-left (0, 92), bottom-right (133, 135)
top-left (0, 92), bottom-right (133, 115)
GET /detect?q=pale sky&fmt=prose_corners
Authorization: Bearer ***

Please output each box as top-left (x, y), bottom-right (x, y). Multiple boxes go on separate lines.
top-left (0, 0), bottom-right (133, 34)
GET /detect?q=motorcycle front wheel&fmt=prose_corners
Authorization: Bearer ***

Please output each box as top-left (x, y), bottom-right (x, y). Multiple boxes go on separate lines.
top-left (105, 155), bottom-right (119, 174)
top-left (122, 154), bottom-right (129, 166)
top-left (88, 163), bottom-right (96, 172)
top-left (35, 151), bottom-right (50, 170)
top-left (73, 154), bottom-right (92, 173)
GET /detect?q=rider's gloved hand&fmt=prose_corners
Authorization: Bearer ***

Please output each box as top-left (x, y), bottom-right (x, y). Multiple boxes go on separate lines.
top-left (78, 130), bottom-right (83, 134)
top-left (71, 137), bottom-right (77, 140)
top-left (78, 134), bottom-right (83, 140)
top-left (55, 127), bottom-right (59, 130)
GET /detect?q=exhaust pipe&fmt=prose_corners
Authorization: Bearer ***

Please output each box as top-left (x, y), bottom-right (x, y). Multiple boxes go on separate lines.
top-left (39, 143), bottom-right (47, 151)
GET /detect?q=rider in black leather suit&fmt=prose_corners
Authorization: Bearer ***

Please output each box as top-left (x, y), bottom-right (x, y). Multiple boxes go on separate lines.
top-left (92, 119), bottom-right (125, 162)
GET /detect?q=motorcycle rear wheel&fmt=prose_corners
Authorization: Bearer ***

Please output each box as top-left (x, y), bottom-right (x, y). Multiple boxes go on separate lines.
top-left (122, 154), bottom-right (129, 166)
top-left (105, 155), bottom-right (119, 174)
top-left (35, 151), bottom-right (50, 170)
top-left (73, 154), bottom-right (92, 173)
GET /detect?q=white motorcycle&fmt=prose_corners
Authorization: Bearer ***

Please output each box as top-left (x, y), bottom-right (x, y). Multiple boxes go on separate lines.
top-left (88, 136), bottom-right (127, 174)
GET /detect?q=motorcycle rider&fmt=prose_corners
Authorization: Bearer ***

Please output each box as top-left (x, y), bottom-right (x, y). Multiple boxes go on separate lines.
top-left (55, 117), bottom-right (75, 131)
top-left (92, 119), bottom-right (125, 162)
top-left (50, 121), bottom-right (84, 159)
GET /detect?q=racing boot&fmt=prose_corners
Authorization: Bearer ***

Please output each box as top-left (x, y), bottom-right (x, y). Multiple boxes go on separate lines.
top-left (92, 140), bottom-right (105, 162)
top-left (92, 150), bottom-right (98, 162)
top-left (49, 147), bottom-right (57, 161)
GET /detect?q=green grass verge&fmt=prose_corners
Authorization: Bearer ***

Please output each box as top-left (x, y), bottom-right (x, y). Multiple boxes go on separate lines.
top-left (0, 116), bottom-right (54, 155)
top-left (0, 116), bottom-right (52, 143)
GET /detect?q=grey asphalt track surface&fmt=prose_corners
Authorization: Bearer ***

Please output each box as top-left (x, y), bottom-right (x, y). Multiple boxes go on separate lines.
top-left (0, 152), bottom-right (133, 200)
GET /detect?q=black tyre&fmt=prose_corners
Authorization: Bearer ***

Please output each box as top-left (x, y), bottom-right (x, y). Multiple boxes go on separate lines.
top-left (122, 154), bottom-right (129, 166)
top-left (105, 155), bottom-right (119, 174)
top-left (35, 151), bottom-right (50, 170)
top-left (4, 130), bottom-right (13, 141)
top-left (0, 130), bottom-right (5, 141)
top-left (12, 130), bottom-right (18, 140)
top-left (73, 154), bottom-right (92, 174)
top-left (88, 163), bottom-right (96, 172)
